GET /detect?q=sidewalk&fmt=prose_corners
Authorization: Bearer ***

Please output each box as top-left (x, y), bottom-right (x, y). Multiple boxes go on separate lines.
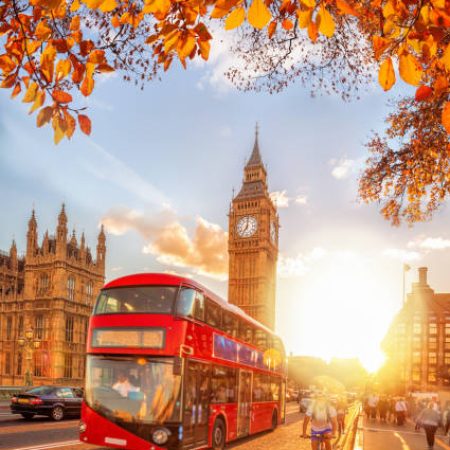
top-left (0, 400), bottom-right (10, 411)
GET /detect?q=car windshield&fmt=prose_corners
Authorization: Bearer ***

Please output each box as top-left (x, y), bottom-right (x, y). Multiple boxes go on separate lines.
top-left (26, 386), bottom-right (54, 395)
top-left (94, 286), bottom-right (178, 315)
top-left (85, 356), bottom-right (181, 427)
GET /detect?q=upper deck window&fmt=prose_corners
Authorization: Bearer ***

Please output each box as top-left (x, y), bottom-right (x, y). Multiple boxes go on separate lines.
top-left (94, 286), bottom-right (178, 315)
top-left (175, 288), bottom-right (204, 321)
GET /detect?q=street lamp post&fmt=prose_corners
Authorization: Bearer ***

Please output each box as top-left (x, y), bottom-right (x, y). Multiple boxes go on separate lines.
top-left (18, 329), bottom-right (40, 387)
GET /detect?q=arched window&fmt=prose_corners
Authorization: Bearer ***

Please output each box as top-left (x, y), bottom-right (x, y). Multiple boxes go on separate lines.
top-left (67, 276), bottom-right (75, 301)
top-left (85, 281), bottom-right (94, 303)
top-left (38, 273), bottom-right (49, 295)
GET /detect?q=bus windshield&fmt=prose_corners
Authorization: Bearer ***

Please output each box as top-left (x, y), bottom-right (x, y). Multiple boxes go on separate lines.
top-left (94, 286), bottom-right (178, 315)
top-left (85, 356), bottom-right (181, 426)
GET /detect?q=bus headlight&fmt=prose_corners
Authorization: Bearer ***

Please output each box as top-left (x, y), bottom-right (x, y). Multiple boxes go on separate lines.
top-left (79, 420), bottom-right (87, 433)
top-left (152, 428), bottom-right (170, 445)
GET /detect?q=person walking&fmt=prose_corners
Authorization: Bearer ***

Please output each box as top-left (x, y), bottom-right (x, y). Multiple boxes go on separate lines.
top-left (378, 396), bottom-right (388, 423)
top-left (416, 402), bottom-right (442, 450)
top-left (395, 397), bottom-right (408, 425)
top-left (336, 398), bottom-right (347, 435)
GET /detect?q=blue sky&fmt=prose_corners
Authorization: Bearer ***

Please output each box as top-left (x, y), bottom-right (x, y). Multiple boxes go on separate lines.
top-left (2, 45), bottom-right (450, 370)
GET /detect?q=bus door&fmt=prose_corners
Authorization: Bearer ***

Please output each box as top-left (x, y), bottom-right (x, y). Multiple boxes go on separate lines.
top-left (237, 370), bottom-right (252, 437)
top-left (280, 380), bottom-right (286, 423)
top-left (182, 360), bottom-right (211, 449)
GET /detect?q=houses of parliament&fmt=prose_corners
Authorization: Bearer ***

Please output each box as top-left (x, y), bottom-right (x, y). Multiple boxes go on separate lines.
top-left (0, 130), bottom-right (278, 385)
top-left (0, 206), bottom-right (105, 385)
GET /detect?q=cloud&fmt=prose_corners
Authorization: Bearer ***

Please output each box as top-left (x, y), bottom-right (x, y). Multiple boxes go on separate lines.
top-left (278, 247), bottom-right (327, 278)
top-left (270, 190), bottom-right (290, 208)
top-left (383, 248), bottom-right (421, 262)
top-left (408, 236), bottom-right (450, 251)
top-left (295, 194), bottom-right (308, 205)
top-left (330, 158), bottom-right (356, 180)
top-left (102, 207), bottom-right (228, 279)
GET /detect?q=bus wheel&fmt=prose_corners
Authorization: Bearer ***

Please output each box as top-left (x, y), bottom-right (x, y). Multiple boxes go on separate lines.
top-left (271, 410), bottom-right (278, 431)
top-left (212, 418), bottom-right (226, 450)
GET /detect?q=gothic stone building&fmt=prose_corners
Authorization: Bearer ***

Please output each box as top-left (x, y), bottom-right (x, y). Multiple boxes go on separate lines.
top-left (228, 131), bottom-right (279, 330)
top-left (0, 205), bottom-right (105, 386)
top-left (383, 267), bottom-right (450, 392)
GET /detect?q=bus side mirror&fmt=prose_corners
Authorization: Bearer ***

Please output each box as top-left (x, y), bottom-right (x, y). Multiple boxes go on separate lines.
top-left (173, 356), bottom-right (182, 375)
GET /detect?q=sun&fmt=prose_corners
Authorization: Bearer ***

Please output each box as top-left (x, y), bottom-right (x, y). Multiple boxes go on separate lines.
top-left (281, 252), bottom-right (398, 373)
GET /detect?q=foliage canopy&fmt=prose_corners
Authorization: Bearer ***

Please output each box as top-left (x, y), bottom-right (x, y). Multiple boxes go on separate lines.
top-left (0, 0), bottom-right (449, 223)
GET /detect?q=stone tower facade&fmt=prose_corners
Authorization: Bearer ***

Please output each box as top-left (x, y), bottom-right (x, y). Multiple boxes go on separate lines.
top-left (228, 130), bottom-right (279, 330)
top-left (0, 205), bottom-right (106, 386)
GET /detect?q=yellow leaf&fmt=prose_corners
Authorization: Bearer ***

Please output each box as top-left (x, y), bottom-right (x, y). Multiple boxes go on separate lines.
top-left (70, 0), bottom-right (80, 11)
top-left (225, 7), bottom-right (245, 30)
top-left (22, 82), bottom-right (38, 103)
top-left (301, 0), bottom-right (315, 8)
top-left (40, 45), bottom-right (56, 83)
top-left (317, 4), bottom-right (335, 37)
top-left (442, 44), bottom-right (450, 72)
top-left (37, 106), bottom-right (53, 127)
top-left (248, 0), bottom-right (272, 29)
top-left (378, 57), bottom-right (396, 91)
top-left (29, 90), bottom-right (45, 114)
top-left (297, 9), bottom-right (311, 28)
top-left (382, 0), bottom-right (395, 18)
top-left (35, 21), bottom-right (52, 40)
top-left (25, 40), bottom-right (42, 54)
top-left (56, 59), bottom-right (71, 80)
top-left (442, 102), bottom-right (450, 134)
top-left (99, 0), bottom-right (116, 12)
top-left (83, 0), bottom-right (104, 8)
top-left (164, 30), bottom-right (180, 53)
top-left (177, 35), bottom-right (196, 60)
top-left (399, 53), bottom-right (422, 86)
top-left (0, 55), bottom-right (16, 73)
top-left (143, 0), bottom-right (171, 17)
top-left (198, 40), bottom-right (210, 60)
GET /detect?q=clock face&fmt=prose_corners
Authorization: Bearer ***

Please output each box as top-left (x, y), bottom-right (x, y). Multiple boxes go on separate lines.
top-left (236, 216), bottom-right (258, 238)
top-left (270, 221), bottom-right (276, 242)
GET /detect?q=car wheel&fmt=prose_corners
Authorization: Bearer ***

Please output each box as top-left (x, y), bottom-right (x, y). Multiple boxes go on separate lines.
top-left (212, 418), bottom-right (226, 450)
top-left (51, 406), bottom-right (64, 421)
top-left (271, 410), bottom-right (278, 431)
top-left (21, 413), bottom-right (35, 420)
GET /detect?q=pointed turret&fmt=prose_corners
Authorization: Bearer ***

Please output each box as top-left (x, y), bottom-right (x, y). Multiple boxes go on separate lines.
top-left (26, 209), bottom-right (38, 258)
top-left (246, 123), bottom-right (263, 167)
top-left (80, 232), bottom-right (85, 250)
top-left (56, 204), bottom-right (68, 257)
top-left (70, 229), bottom-right (77, 246)
top-left (10, 239), bottom-right (18, 270)
top-left (42, 230), bottom-right (49, 254)
top-left (96, 224), bottom-right (106, 273)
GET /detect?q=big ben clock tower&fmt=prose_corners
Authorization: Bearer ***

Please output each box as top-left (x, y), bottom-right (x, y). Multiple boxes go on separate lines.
top-left (228, 128), bottom-right (279, 330)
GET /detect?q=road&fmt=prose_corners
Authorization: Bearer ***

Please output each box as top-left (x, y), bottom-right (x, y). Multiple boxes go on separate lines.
top-left (0, 403), bottom-right (303, 450)
top-left (362, 416), bottom-right (450, 450)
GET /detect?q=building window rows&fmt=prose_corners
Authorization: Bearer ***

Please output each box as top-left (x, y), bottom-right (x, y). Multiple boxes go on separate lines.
top-left (67, 276), bottom-right (75, 301)
top-left (65, 316), bottom-right (74, 342)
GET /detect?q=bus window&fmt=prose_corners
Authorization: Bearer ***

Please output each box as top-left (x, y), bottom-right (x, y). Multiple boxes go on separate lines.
top-left (238, 320), bottom-right (253, 344)
top-left (211, 366), bottom-right (237, 403)
top-left (176, 288), bottom-right (205, 322)
top-left (270, 377), bottom-right (281, 401)
top-left (205, 299), bottom-right (221, 328)
top-left (94, 286), bottom-right (177, 315)
top-left (254, 329), bottom-right (268, 351)
top-left (252, 373), bottom-right (270, 402)
top-left (222, 311), bottom-right (238, 338)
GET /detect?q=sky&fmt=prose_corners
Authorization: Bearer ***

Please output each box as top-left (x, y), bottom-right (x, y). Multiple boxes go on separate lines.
top-left (2, 32), bottom-right (450, 373)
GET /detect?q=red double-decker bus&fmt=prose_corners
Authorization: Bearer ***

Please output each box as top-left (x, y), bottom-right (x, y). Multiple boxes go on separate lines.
top-left (80, 273), bottom-right (286, 450)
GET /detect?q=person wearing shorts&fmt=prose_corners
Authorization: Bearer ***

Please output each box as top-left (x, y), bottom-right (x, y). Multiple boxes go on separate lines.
top-left (302, 394), bottom-right (338, 450)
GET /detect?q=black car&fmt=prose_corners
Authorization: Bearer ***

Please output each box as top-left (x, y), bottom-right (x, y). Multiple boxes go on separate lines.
top-left (11, 386), bottom-right (83, 421)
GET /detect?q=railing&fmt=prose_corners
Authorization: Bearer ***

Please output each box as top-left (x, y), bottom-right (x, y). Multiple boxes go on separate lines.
top-left (0, 386), bottom-right (25, 399)
top-left (335, 402), bottom-right (362, 450)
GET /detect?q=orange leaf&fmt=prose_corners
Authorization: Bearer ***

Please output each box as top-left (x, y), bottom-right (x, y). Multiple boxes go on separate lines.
top-left (198, 40), bottom-right (210, 60)
top-left (11, 83), bottom-right (21, 98)
top-left (40, 44), bottom-right (56, 83)
top-left (22, 82), bottom-right (39, 103)
top-left (399, 53), bottom-right (422, 86)
top-left (52, 115), bottom-right (66, 145)
top-left (336, 0), bottom-right (357, 15)
top-left (268, 20), bottom-right (277, 38)
top-left (81, 74), bottom-right (94, 96)
top-left (282, 18), bottom-right (294, 30)
top-left (29, 90), bottom-right (45, 114)
top-left (442, 44), bottom-right (450, 72)
top-left (52, 90), bottom-right (72, 103)
top-left (99, 0), bottom-right (117, 11)
top-left (25, 40), bottom-right (42, 54)
top-left (225, 7), bottom-right (246, 30)
top-left (442, 102), bottom-right (450, 134)
top-left (111, 15), bottom-right (120, 27)
top-left (70, 0), bottom-right (81, 11)
top-left (415, 85), bottom-right (433, 102)
top-left (78, 114), bottom-right (91, 135)
top-left (35, 21), bottom-right (52, 40)
top-left (64, 110), bottom-right (76, 138)
top-left (37, 106), bottom-right (53, 127)
top-left (372, 35), bottom-right (389, 60)
top-left (177, 35), bottom-right (196, 60)
top-left (248, 0), bottom-right (272, 29)
top-left (0, 55), bottom-right (16, 73)
top-left (307, 21), bottom-right (318, 42)
top-left (143, 0), bottom-right (171, 17)
top-left (317, 4), bottom-right (335, 37)
top-left (88, 49), bottom-right (105, 64)
top-left (96, 63), bottom-right (115, 72)
top-left (297, 8), bottom-right (312, 28)
top-left (70, 16), bottom-right (80, 31)
top-left (378, 57), bottom-right (395, 91)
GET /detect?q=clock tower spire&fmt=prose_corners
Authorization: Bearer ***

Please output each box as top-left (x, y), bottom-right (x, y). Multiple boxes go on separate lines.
top-left (228, 127), bottom-right (279, 330)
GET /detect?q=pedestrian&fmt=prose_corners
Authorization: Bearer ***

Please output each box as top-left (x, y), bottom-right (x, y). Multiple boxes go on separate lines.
top-left (367, 393), bottom-right (379, 421)
top-left (378, 396), bottom-right (388, 423)
top-left (336, 398), bottom-right (347, 435)
top-left (416, 402), bottom-right (442, 450)
top-left (443, 402), bottom-right (450, 435)
top-left (395, 397), bottom-right (408, 425)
